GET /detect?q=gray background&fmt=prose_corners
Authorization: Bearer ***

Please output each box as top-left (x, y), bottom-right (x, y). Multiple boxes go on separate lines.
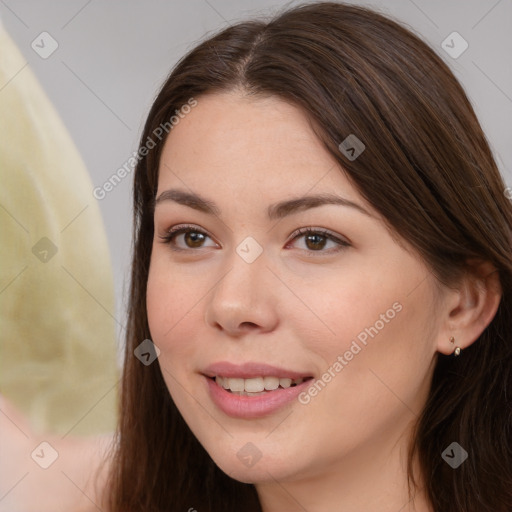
top-left (1, 0), bottom-right (511, 349)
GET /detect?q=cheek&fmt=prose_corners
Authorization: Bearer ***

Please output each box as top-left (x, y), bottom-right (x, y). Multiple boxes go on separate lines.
top-left (146, 262), bottom-right (203, 417)
top-left (293, 266), bottom-right (399, 361)
top-left (314, 284), bottom-right (437, 428)
top-left (298, 304), bottom-right (435, 470)
top-left (146, 254), bottom-right (202, 362)
top-left (304, 259), bottom-right (437, 405)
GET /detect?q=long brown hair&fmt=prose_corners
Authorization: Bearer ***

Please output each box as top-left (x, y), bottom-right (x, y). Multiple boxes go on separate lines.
top-left (106, 2), bottom-right (512, 510)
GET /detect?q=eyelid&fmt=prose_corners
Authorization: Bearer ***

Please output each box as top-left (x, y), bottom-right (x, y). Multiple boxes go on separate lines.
top-left (285, 226), bottom-right (351, 255)
top-left (288, 226), bottom-right (350, 245)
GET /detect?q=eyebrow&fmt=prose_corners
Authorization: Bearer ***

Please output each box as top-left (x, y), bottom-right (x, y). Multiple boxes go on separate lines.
top-left (154, 188), bottom-right (372, 220)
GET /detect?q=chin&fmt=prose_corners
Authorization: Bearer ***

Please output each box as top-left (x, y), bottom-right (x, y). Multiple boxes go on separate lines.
top-left (203, 443), bottom-right (304, 484)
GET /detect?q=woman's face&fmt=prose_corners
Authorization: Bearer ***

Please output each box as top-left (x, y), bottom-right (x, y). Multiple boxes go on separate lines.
top-left (147, 91), bottom-right (445, 484)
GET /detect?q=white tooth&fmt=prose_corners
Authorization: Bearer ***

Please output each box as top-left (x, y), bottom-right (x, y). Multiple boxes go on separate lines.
top-left (279, 378), bottom-right (292, 388)
top-left (293, 378), bottom-right (304, 385)
top-left (215, 376), bottom-right (224, 388)
top-left (263, 376), bottom-right (280, 390)
top-left (222, 378), bottom-right (230, 389)
top-left (245, 377), bottom-right (264, 392)
top-left (227, 378), bottom-right (245, 392)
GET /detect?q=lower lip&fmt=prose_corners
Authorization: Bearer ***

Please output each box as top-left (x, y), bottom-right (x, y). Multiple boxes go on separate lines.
top-left (204, 376), bottom-right (312, 419)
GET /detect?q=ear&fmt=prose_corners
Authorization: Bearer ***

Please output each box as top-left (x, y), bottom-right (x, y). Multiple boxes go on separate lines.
top-left (436, 260), bottom-right (502, 355)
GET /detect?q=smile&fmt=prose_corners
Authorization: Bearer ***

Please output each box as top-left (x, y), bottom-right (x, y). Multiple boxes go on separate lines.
top-left (202, 362), bottom-right (314, 418)
top-left (213, 376), bottom-right (308, 396)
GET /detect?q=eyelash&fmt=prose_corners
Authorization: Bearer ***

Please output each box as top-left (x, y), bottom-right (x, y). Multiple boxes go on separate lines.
top-left (158, 224), bottom-right (350, 255)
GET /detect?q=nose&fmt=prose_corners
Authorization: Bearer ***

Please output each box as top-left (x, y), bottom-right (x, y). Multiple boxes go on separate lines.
top-left (204, 247), bottom-right (280, 337)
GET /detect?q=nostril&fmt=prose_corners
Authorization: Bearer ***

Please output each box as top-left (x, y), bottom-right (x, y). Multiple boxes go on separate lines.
top-left (240, 322), bottom-right (258, 329)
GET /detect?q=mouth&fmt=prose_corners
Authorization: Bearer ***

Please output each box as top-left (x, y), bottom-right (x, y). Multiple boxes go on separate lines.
top-left (201, 362), bottom-right (315, 418)
top-left (209, 375), bottom-right (312, 396)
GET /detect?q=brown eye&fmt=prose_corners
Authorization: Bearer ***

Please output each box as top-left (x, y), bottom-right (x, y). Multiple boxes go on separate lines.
top-left (182, 231), bottom-right (206, 248)
top-left (303, 233), bottom-right (328, 251)
top-left (159, 225), bottom-right (217, 251)
top-left (288, 227), bottom-right (351, 254)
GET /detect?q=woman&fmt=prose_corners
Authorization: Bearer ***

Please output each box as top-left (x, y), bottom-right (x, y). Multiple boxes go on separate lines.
top-left (106, 2), bottom-right (512, 511)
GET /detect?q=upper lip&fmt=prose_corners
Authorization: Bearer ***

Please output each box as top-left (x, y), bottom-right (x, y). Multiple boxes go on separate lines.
top-left (203, 361), bottom-right (313, 380)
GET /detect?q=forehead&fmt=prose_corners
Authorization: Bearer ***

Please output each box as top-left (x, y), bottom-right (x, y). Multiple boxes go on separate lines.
top-left (157, 92), bottom-right (364, 203)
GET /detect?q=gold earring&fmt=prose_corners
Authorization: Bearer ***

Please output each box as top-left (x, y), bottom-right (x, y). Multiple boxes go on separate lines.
top-left (449, 336), bottom-right (461, 356)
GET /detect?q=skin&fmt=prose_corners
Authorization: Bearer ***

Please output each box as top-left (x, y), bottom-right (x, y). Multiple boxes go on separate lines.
top-left (147, 91), bottom-right (501, 512)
